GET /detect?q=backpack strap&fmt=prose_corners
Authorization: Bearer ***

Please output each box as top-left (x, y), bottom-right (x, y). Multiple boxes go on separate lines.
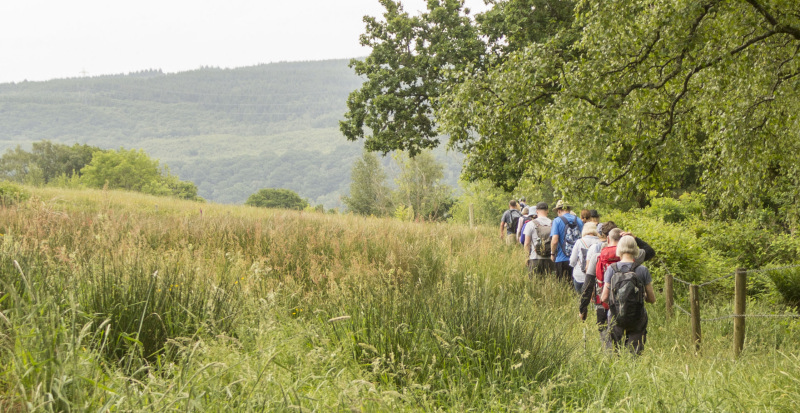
top-left (558, 215), bottom-right (571, 254)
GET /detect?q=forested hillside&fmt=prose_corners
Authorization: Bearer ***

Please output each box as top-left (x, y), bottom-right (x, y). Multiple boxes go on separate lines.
top-left (0, 60), bottom-right (462, 206)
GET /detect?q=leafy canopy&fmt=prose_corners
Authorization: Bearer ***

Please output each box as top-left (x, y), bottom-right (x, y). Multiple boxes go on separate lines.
top-left (347, 0), bottom-right (800, 225)
top-left (245, 188), bottom-right (309, 210)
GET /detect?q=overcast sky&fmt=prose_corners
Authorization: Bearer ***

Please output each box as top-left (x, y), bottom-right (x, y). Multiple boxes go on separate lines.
top-left (0, 0), bottom-right (489, 84)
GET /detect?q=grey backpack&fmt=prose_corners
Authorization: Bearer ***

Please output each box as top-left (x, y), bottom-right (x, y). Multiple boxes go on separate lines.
top-left (608, 263), bottom-right (645, 329)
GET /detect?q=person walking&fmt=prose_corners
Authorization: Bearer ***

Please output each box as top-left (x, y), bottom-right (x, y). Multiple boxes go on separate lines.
top-left (500, 200), bottom-right (522, 246)
top-left (569, 222), bottom-right (601, 293)
top-left (601, 235), bottom-right (656, 354)
top-left (516, 207), bottom-right (531, 245)
top-left (549, 200), bottom-right (583, 283)
top-left (523, 202), bottom-right (554, 278)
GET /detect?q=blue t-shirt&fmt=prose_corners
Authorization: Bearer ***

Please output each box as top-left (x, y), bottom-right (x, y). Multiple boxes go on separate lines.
top-left (550, 213), bottom-right (584, 262)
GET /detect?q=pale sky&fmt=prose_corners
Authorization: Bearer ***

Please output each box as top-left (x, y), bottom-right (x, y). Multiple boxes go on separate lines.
top-left (0, 0), bottom-right (489, 84)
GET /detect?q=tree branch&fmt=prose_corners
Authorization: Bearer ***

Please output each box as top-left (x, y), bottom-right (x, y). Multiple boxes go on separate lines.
top-left (744, 0), bottom-right (800, 40)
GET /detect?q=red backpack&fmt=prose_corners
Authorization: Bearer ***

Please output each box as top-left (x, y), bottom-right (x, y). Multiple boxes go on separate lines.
top-left (594, 246), bottom-right (620, 310)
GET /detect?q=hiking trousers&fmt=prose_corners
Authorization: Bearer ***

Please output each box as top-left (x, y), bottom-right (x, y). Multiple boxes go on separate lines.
top-left (527, 259), bottom-right (555, 279)
top-left (554, 261), bottom-right (573, 284)
top-left (608, 312), bottom-right (648, 355)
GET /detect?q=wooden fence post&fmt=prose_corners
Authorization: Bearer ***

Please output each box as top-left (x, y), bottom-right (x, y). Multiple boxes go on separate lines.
top-left (665, 271), bottom-right (674, 322)
top-left (469, 204), bottom-right (474, 228)
top-left (733, 268), bottom-right (747, 358)
top-left (690, 284), bottom-right (702, 352)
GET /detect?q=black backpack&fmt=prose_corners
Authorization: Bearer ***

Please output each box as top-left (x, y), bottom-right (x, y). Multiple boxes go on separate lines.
top-left (508, 210), bottom-right (522, 233)
top-left (608, 263), bottom-right (645, 329)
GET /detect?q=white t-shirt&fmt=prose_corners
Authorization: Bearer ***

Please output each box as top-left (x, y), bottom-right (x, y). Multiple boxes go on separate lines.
top-left (569, 235), bottom-right (602, 283)
top-left (523, 216), bottom-right (552, 260)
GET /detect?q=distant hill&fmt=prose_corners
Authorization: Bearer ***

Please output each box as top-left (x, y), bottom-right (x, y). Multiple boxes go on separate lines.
top-left (0, 60), bottom-right (462, 207)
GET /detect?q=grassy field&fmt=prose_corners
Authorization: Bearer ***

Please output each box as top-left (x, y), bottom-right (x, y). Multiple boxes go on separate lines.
top-left (1, 187), bottom-right (799, 411)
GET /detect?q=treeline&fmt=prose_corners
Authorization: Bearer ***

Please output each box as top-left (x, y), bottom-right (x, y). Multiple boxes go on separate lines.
top-left (0, 60), bottom-right (363, 144)
top-left (0, 141), bottom-right (201, 201)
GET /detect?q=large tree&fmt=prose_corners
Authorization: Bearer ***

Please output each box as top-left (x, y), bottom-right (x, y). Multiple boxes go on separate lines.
top-left (340, 0), bottom-right (574, 160)
top-left (445, 0), bottom-right (800, 216)
top-left (348, 0), bottom-right (800, 224)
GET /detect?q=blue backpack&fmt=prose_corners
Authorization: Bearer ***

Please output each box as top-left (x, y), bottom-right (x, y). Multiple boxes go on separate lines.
top-left (559, 215), bottom-right (581, 257)
top-left (518, 215), bottom-right (535, 244)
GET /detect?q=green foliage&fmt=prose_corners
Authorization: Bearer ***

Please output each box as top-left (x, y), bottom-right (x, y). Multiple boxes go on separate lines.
top-left (351, 0), bottom-right (800, 225)
top-left (0, 141), bottom-right (100, 185)
top-left (393, 150), bottom-right (454, 221)
top-left (245, 188), bottom-right (308, 210)
top-left (345, 0), bottom-right (575, 190)
top-left (81, 148), bottom-right (161, 190)
top-left (449, 179), bottom-right (511, 225)
top-left (340, 0), bottom-right (486, 155)
top-left (0, 180), bottom-right (30, 205)
top-left (342, 150), bottom-right (393, 216)
top-left (766, 267), bottom-right (800, 308)
top-left (80, 148), bottom-right (201, 201)
top-left (393, 204), bottom-right (414, 221)
top-left (640, 192), bottom-right (706, 223)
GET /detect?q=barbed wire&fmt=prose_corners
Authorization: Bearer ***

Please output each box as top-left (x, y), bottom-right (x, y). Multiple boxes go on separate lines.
top-left (734, 313), bottom-right (800, 319)
top-left (698, 272), bottom-right (736, 287)
top-left (663, 262), bottom-right (800, 289)
top-left (682, 312), bottom-right (800, 322)
top-left (701, 315), bottom-right (734, 322)
top-left (674, 303), bottom-right (691, 316)
top-left (745, 264), bottom-right (800, 274)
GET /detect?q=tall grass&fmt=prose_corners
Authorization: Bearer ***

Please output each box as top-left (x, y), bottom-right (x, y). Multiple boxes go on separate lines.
top-left (0, 186), bottom-right (799, 410)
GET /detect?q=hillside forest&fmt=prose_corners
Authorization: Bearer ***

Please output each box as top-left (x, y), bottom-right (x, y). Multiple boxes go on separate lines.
top-left (0, 59), bottom-right (463, 208)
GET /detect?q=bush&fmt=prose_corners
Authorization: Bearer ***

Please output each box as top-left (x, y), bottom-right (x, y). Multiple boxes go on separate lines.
top-left (640, 192), bottom-right (705, 223)
top-left (245, 188), bottom-right (308, 210)
top-left (0, 180), bottom-right (30, 206)
top-left (766, 267), bottom-right (800, 307)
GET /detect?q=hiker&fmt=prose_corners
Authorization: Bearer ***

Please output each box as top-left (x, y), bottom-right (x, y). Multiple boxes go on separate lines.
top-left (500, 200), bottom-right (522, 246)
top-left (549, 200), bottom-right (583, 283)
top-left (516, 207), bottom-right (531, 245)
top-left (601, 235), bottom-right (656, 354)
top-left (578, 222), bottom-right (611, 342)
top-left (518, 197), bottom-right (528, 210)
top-left (580, 209), bottom-right (591, 223)
top-left (569, 222), bottom-right (601, 294)
top-left (523, 202), bottom-right (554, 278)
top-left (588, 210), bottom-right (600, 224)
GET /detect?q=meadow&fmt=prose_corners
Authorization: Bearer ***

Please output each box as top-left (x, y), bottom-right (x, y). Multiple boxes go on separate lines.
top-left (1, 187), bottom-right (800, 411)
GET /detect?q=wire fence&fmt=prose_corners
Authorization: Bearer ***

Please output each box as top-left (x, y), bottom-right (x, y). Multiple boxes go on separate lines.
top-left (662, 262), bottom-right (800, 355)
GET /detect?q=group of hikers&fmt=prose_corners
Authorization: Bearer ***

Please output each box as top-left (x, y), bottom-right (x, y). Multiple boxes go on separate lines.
top-left (500, 198), bottom-right (657, 354)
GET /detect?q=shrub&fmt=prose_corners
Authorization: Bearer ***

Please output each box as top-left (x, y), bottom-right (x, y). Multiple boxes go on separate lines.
top-left (0, 180), bottom-right (30, 206)
top-left (766, 267), bottom-right (800, 307)
top-left (245, 188), bottom-right (308, 210)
